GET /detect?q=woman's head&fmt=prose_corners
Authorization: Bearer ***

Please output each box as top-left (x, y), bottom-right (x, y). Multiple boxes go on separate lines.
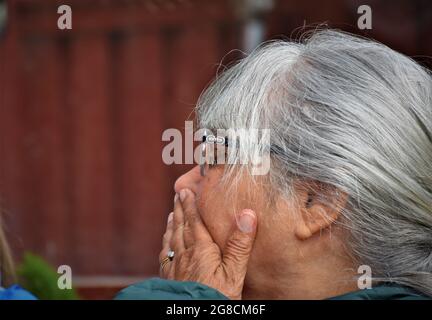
top-left (175, 29), bottom-right (432, 297)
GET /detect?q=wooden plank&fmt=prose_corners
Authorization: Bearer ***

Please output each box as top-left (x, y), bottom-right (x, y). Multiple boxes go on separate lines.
top-left (113, 30), bottom-right (168, 274)
top-left (16, 34), bottom-right (70, 266)
top-left (0, 3), bottom-right (34, 259)
top-left (16, 0), bottom-right (235, 35)
top-left (68, 33), bottom-right (115, 274)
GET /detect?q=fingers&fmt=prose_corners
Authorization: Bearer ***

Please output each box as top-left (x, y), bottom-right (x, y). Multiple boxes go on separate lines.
top-left (222, 209), bottom-right (257, 276)
top-left (179, 189), bottom-right (213, 248)
top-left (162, 212), bottom-right (174, 249)
top-left (160, 212), bottom-right (174, 278)
top-left (159, 255), bottom-right (173, 278)
top-left (171, 194), bottom-right (185, 252)
top-left (160, 212), bottom-right (174, 261)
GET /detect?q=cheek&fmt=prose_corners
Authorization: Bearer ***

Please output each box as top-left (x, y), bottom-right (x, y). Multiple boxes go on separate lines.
top-left (197, 175), bottom-right (234, 249)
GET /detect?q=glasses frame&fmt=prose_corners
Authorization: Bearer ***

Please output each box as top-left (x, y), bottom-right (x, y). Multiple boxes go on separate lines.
top-left (199, 131), bottom-right (229, 177)
top-left (199, 130), bottom-right (281, 177)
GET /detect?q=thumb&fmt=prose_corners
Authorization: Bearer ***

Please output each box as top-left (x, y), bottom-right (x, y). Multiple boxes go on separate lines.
top-left (222, 209), bottom-right (257, 273)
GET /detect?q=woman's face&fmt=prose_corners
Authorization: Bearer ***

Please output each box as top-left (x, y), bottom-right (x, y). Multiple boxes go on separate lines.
top-left (173, 163), bottom-right (302, 289)
top-left (173, 164), bottom-right (357, 299)
top-left (174, 165), bottom-right (267, 250)
top-left (174, 165), bottom-right (234, 249)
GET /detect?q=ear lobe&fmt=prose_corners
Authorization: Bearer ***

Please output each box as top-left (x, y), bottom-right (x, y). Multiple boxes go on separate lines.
top-left (294, 220), bottom-right (313, 240)
top-left (294, 186), bottom-right (348, 241)
top-left (295, 207), bottom-right (331, 240)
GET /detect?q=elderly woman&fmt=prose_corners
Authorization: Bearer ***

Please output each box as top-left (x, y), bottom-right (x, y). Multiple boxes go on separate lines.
top-left (116, 30), bottom-right (432, 300)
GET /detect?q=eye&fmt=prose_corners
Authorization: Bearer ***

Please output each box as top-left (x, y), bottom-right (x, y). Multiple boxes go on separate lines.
top-left (306, 192), bottom-right (313, 207)
top-left (208, 154), bottom-right (217, 168)
top-left (208, 147), bottom-right (228, 169)
top-left (208, 153), bottom-right (218, 168)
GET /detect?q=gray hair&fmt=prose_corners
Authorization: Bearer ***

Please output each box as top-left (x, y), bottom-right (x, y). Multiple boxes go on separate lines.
top-left (196, 29), bottom-right (432, 296)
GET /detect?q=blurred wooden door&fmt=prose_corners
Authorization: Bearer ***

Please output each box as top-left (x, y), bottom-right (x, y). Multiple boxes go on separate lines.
top-left (0, 0), bottom-right (239, 283)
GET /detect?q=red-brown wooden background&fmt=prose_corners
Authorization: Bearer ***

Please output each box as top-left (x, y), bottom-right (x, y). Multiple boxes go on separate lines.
top-left (1, 0), bottom-right (431, 298)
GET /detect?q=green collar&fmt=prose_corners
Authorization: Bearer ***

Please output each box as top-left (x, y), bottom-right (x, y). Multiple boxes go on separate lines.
top-left (328, 283), bottom-right (430, 300)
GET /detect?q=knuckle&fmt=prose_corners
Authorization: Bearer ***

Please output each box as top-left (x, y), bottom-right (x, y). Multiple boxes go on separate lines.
top-left (174, 222), bottom-right (185, 232)
top-left (170, 232), bottom-right (183, 249)
top-left (189, 213), bottom-right (201, 225)
top-left (163, 232), bottom-right (171, 242)
top-left (183, 201), bottom-right (196, 215)
top-left (226, 237), bottom-right (250, 256)
top-left (184, 208), bottom-right (200, 225)
top-left (169, 238), bottom-right (175, 249)
top-left (183, 225), bottom-right (193, 239)
top-left (183, 206), bottom-right (193, 218)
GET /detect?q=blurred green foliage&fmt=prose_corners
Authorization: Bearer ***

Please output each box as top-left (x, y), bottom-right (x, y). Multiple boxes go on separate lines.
top-left (17, 252), bottom-right (79, 300)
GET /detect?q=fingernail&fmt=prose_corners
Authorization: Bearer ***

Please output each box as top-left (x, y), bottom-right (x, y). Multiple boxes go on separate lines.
top-left (179, 189), bottom-right (187, 202)
top-left (168, 212), bottom-right (174, 223)
top-left (238, 210), bottom-right (256, 233)
top-left (174, 193), bottom-right (178, 204)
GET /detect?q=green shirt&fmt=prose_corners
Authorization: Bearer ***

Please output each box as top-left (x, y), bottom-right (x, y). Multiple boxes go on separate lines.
top-left (114, 277), bottom-right (430, 300)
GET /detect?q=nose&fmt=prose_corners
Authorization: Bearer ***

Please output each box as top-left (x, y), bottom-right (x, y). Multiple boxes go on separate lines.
top-left (174, 165), bottom-right (202, 195)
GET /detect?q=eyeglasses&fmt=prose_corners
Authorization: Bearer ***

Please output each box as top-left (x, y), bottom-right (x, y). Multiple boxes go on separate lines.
top-left (199, 130), bottom-right (281, 177)
top-left (199, 131), bottom-right (229, 177)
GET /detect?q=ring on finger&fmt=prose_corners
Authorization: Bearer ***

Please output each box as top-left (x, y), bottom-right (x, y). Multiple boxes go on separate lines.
top-left (167, 250), bottom-right (175, 261)
top-left (160, 256), bottom-right (171, 271)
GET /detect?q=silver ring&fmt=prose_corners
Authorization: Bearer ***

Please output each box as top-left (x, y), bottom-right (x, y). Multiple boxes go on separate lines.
top-left (167, 250), bottom-right (175, 261)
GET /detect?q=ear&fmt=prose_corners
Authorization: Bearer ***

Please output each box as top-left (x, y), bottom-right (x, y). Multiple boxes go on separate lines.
top-left (294, 182), bottom-right (348, 241)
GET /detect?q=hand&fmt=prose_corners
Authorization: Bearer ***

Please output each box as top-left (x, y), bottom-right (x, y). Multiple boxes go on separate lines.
top-left (159, 188), bottom-right (257, 300)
